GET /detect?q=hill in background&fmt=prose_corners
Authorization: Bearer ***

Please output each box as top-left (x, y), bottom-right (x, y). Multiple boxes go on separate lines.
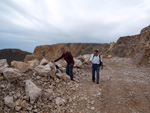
top-left (0, 49), bottom-right (31, 65)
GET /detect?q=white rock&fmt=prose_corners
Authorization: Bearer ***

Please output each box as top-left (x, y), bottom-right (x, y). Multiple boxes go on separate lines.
top-left (90, 107), bottom-right (95, 110)
top-left (40, 58), bottom-right (49, 65)
top-left (54, 62), bottom-right (62, 68)
top-left (25, 80), bottom-right (42, 104)
top-left (83, 54), bottom-right (92, 64)
top-left (56, 73), bottom-right (70, 81)
top-left (43, 89), bottom-right (53, 99)
top-left (77, 55), bottom-right (85, 62)
top-left (3, 68), bottom-right (22, 82)
top-left (4, 96), bottom-right (15, 108)
top-left (74, 58), bottom-right (83, 68)
top-left (11, 61), bottom-right (30, 73)
top-left (108, 55), bottom-right (112, 58)
top-left (34, 64), bottom-right (51, 76)
top-left (57, 60), bottom-right (67, 67)
top-left (55, 97), bottom-right (66, 105)
top-left (0, 59), bottom-right (8, 73)
top-left (48, 62), bottom-right (56, 76)
top-left (28, 60), bottom-right (39, 69)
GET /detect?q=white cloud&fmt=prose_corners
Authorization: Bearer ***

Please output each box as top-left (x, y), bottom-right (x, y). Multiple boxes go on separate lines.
top-left (0, 0), bottom-right (150, 52)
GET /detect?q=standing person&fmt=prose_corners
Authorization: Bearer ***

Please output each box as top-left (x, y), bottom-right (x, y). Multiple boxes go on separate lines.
top-left (54, 48), bottom-right (74, 81)
top-left (88, 50), bottom-right (103, 84)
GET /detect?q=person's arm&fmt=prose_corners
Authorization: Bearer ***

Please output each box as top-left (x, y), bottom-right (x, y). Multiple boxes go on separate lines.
top-left (54, 54), bottom-right (63, 62)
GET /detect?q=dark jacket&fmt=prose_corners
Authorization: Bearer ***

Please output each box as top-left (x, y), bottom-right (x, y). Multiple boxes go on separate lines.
top-left (54, 52), bottom-right (74, 65)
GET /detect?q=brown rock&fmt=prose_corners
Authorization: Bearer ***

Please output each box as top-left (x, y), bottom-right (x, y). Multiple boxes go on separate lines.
top-left (11, 61), bottom-right (30, 73)
top-left (21, 100), bottom-right (29, 110)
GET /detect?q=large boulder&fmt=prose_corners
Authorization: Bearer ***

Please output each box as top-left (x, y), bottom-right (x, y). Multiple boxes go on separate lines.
top-left (3, 68), bottom-right (22, 82)
top-left (77, 55), bottom-right (85, 62)
top-left (28, 59), bottom-right (39, 69)
top-left (40, 58), bottom-right (49, 65)
top-left (11, 61), bottom-right (30, 73)
top-left (34, 64), bottom-right (51, 76)
top-left (25, 80), bottom-right (42, 104)
top-left (48, 62), bottom-right (56, 76)
top-left (57, 60), bottom-right (67, 67)
top-left (74, 59), bottom-right (83, 68)
top-left (0, 59), bottom-right (8, 73)
top-left (4, 96), bottom-right (15, 108)
top-left (82, 54), bottom-right (92, 64)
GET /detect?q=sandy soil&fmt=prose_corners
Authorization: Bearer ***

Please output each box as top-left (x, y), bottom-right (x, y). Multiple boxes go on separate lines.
top-left (67, 58), bottom-right (150, 113)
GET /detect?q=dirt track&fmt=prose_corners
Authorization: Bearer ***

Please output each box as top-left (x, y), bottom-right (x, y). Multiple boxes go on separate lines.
top-left (67, 58), bottom-right (150, 113)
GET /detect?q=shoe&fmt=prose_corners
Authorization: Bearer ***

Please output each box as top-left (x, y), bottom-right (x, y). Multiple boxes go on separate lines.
top-left (93, 81), bottom-right (95, 83)
top-left (97, 82), bottom-right (99, 84)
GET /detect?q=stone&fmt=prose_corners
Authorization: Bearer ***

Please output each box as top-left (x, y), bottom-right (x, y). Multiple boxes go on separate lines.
top-left (15, 99), bottom-right (22, 106)
top-left (57, 60), bottom-right (67, 67)
top-left (55, 97), bottom-right (66, 105)
top-left (90, 100), bottom-right (95, 104)
top-left (108, 55), bottom-right (112, 58)
top-left (11, 61), bottom-right (30, 73)
top-left (34, 64), bottom-right (51, 76)
top-left (40, 58), bottom-right (49, 65)
top-left (25, 80), bottom-right (42, 104)
top-left (90, 107), bottom-right (95, 110)
top-left (43, 89), bottom-right (53, 99)
top-left (21, 100), bottom-right (29, 110)
top-left (28, 59), bottom-right (39, 69)
top-left (33, 109), bottom-right (38, 112)
top-left (15, 106), bottom-right (21, 111)
top-left (4, 96), bottom-right (15, 108)
top-left (0, 59), bottom-right (8, 73)
top-left (48, 62), bottom-right (56, 76)
top-left (0, 76), bottom-right (4, 80)
top-left (3, 68), bottom-right (22, 82)
top-left (83, 54), bottom-right (92, 64)
top-left (77, 55), bottom-right (85, 62)
top-left (74, 59), bottom-right (83, 68)
top-left (56, 73), bottom-right (70, 81)
top-left (59, 67), bottom-right (66, 73)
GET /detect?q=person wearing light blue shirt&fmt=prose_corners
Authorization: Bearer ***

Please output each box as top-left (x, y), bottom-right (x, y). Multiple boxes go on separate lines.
top-left (88, 50), bottom-right (103, 84)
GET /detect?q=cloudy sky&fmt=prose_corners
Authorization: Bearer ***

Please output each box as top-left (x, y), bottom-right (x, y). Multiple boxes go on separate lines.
top-left (0, 0), bottom-right (150, 52)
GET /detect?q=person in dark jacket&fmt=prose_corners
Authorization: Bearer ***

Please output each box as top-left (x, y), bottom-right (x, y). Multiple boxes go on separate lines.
top-left (54, 48), bottom-right (74, 81)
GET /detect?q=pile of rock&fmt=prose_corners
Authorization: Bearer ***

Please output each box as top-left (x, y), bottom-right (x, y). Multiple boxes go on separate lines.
top-left (0, 57), bottom-right (85, 113)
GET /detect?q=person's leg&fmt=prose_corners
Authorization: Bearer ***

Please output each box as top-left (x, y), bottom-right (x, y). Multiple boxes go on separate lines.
top-left (92, 64), bottom-right (96, 82)
top-left (66, 65), bottom-right (69, 75)
top-left (96, 65), bottom-right (100, 84)
top-left (69, 65), bottom-right (73, 81)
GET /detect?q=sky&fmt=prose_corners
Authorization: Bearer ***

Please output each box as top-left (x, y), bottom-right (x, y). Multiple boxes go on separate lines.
top-left (0, 0), bottom-right (150, 52)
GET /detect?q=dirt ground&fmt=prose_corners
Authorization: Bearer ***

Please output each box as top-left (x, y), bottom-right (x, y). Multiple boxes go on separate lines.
top-left (67, 58), bottom-right (150, 113)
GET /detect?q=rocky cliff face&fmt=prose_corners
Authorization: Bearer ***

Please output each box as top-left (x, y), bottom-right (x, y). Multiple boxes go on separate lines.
top-left (0, 49), bottom-right (31, 65)
top-left (108, 25), bottom-right (150, 66)
top-left (24, 43), bottom-right (110, 62)
top-left (24, 25), bottom-right (150, 66)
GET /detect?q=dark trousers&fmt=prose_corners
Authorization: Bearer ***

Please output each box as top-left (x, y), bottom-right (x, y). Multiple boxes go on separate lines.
top-left (92, 64), bottom-right (100, 82)
top-left (66, 65), bottom-right (73, 81)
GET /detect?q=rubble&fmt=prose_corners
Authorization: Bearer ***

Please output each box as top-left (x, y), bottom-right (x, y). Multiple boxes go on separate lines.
top-left (0, 58), bottom-right (82, 112)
